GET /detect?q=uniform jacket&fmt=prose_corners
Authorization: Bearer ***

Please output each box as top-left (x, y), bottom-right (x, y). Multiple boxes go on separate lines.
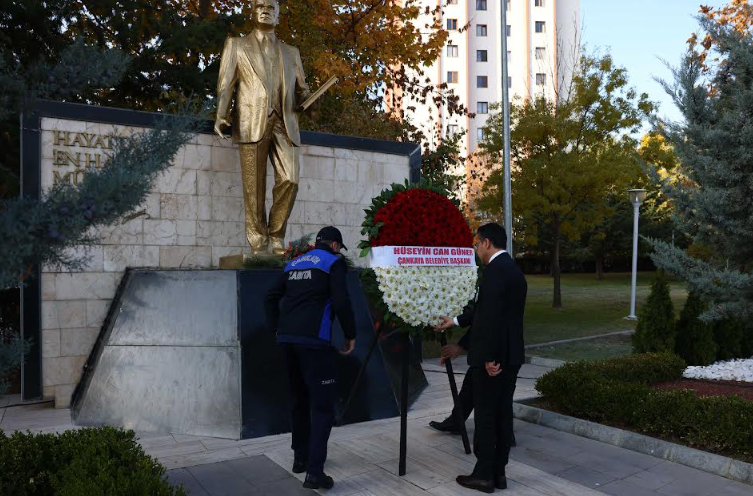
top-left (216, 33), bottom-right (310, 145)
top-left (265, 245), bottom-right (357, 347)
top-left (456, 252), bottom-right (527, 367)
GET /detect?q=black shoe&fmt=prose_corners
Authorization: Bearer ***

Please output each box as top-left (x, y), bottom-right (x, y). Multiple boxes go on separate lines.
top-left (303, 473), bottom-right (334, 490)
top-left (495, 475), bottom-right (508, 490)
top-left (456, 474), bottom-right (495, 493)
top-left (429, 418), bottom-right (461, 434)
top-left (292, 456), bottom-right (307, 474)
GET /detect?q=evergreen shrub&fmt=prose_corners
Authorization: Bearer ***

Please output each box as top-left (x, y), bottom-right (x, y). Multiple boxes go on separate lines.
top-left (675, 292), bottom-right (718, 366)
top-left (536, 353), bottom-right (753, 461)
top-left (0, 427), bottom-right (185, 496)
top-left (632, 273), bottom-right (676, 353)
top-left (713, 319), bottom-right (744, 361)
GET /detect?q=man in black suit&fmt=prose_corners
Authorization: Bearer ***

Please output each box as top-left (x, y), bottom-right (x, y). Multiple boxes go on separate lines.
top-left (435, 223), bottom-right (527, 493)
top-left (428, 330), bottom-right (516, 447)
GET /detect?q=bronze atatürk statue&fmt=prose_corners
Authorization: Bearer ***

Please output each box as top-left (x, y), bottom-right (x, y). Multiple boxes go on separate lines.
top-left (215, 0), bottom-right (311, 255)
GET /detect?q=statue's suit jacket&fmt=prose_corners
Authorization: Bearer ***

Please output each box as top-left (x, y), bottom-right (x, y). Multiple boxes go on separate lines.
top-left (216, 34), bottom-right (310, 145)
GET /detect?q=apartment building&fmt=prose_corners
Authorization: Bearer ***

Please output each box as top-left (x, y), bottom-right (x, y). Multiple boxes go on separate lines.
top-left (397, 0), bottom-right (581, 156)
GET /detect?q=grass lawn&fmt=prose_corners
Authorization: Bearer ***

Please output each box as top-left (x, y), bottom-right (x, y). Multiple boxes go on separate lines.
top-left (524, 272), bottom-right (686, 345)
top-left (527, 334), bottom-right (633, 362)
top-left (423, 271), bottom-right (687, 359)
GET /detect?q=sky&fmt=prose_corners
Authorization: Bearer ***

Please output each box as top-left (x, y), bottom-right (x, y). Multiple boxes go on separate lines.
top-left (580, 0), bottom-right (728, 124)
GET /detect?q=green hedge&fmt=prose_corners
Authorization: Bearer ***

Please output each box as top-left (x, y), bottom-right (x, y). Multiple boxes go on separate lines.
top-left (0, 427), bottom-right (186, 496)
top-left (535, 353), bottom-right (753, 461)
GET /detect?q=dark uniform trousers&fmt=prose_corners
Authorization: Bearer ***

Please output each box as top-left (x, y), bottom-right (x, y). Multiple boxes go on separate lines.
top-left (281, 343), bottom-right (338, 476)
top-left (471, 364), bottom-right (521, 480)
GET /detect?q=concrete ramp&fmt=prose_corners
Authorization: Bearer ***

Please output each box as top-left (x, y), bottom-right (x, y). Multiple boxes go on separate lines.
top-left (72, 270), bottom-right (241, 438)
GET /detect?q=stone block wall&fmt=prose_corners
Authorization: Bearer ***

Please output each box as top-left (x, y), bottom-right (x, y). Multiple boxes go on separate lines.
top-left (38, 117), bottom-right (411, 407)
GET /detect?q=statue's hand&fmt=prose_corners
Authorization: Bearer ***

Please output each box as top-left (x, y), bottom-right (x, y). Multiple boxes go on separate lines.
top-left (214, 118), bottom-right (230, 139)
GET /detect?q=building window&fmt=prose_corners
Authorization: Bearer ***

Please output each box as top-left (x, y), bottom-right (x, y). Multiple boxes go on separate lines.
top-left (447, 19), bottom-right (458, 30)
top-left (507, 51), bottom-right (512, 64)
top-left (535, 0), bottom-right (545, 6)
top-left (476, 0), bottom-right (487, 10)
top-left (477, 75), bottom-right (488, 88)
top-left (506, 0), bottom-right (511, 11)
top-left (476, 24), bottom-right (487, 36)
top-left (448, 0), bottom-right (458, 4)
top-left (447, 71), bottom-right (459, 84)
top-left (506, 25), bottom-right (511, 37)
top-left (508, 76), bottom-right (512, 88)
top-left (447, 45), bottom-right (459, 57)
top-left (447, 124), bottom-right (459, 135)
top-left (535, 21), bottom-right (546, 33)
top-left (535, 47), bottom-right (546, 60)
top-left (476, 50), bottom-right (488, 62)
top-left (477, 128), bottom-right (486, 141)
top-left (477, 102), bottom-right (489, 114)
top-left (536, 73), bottom-right (546, 85)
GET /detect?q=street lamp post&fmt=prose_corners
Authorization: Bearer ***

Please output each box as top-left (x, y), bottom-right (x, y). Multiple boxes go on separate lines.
top-left (626, 189), bottom-right (647, 320)
top-left (500, 0), bottom-right (512, 255)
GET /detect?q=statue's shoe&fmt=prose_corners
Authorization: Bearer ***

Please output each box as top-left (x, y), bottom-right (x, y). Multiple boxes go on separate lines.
top-left (269, 237), bottom-right (286, 255)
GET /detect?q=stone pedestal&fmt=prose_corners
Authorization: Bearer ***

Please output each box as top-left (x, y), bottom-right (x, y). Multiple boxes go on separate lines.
top-left (22, 101), bottom-right (420, 406)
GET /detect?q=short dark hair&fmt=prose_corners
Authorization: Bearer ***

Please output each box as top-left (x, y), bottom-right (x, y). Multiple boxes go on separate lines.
top-left (477, 223), bottom-right (507, 249)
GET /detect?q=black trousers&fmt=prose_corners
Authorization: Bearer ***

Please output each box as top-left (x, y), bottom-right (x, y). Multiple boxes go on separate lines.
top-left (451, 370), bottom-right (474, 422)
top-left (451, 367), bottom-right (518, 423)
top-left (280, 343), bottom-right (338, 476)
top-left (470, 364), bottom-right (521, 480)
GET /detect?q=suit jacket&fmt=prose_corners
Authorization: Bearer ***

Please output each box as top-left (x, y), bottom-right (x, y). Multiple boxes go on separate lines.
top-left (456, 252), bottom-right (527, 367)
top-left (216, 33), bottom-right (310, 145)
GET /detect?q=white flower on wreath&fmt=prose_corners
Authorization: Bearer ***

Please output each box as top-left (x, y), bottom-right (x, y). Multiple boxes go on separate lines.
top-left (374, 266), bottom-right (478, 327)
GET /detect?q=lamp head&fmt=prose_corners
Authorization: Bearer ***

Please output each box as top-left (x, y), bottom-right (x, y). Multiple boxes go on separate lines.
top-left (628, 189), bottom-right (647, 206)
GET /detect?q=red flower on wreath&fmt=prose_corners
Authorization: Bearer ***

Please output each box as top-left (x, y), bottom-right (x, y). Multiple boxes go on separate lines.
top-left (371, 189), bottom-right (473, 247)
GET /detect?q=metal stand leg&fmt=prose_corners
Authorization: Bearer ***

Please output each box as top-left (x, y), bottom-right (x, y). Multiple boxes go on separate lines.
top-left (337, 327), bottom-right (381, 426)
top-left (399, 332), bottom-right (410, 476)
top-left (440, 334), bottom-right (472, 454)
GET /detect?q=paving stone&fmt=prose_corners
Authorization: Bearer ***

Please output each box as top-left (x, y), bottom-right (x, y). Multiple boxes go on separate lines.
top-left (187, 461), bottom-right (255, 495)
top-left (656, 476), bottom-right (753, 496)
top-left (567, 442), bottom-right (662, 478)
top-left (509, 447), bottom-right (578, 475)
top-left (621, 468), bottom-right (675, 491)
top-left (166, 468), bottom-right (210, 496)
top-left (599, 479), bottom-right (663, 496)
top-left (224, 455), bottom-right (291, 486)
top-left (647, 460), bottom-right (729, 486)
top-left (254, 476), bottom-right (316, 496)
top-left (555, 465), bottom-right (618, 489)
top-left (512, 431), bottom-right (584, 458)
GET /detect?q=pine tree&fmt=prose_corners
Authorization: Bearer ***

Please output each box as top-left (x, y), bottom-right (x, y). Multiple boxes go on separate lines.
top-left (632, 273), bottom-right (676, 353)
top-left (675, 292), bottom-right (718, 366)
top-left (648, 16), bottom-right (753, 322)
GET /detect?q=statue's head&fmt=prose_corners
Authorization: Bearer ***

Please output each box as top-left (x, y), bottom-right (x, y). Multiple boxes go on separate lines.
top-left (253, 0), bottom-right (279, 28)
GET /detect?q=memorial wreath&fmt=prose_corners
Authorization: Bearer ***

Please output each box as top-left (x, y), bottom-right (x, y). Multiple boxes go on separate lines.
top-left (359, 182), bottom-right (478, 337)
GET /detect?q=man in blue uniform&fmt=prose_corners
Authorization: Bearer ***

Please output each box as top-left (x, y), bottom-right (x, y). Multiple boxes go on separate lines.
top-left (265, 226), bottom-right (357, 490)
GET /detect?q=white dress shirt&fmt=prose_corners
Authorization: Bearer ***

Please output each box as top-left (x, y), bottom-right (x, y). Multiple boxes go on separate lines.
top-left (452, 250), bottom-right (506, 326)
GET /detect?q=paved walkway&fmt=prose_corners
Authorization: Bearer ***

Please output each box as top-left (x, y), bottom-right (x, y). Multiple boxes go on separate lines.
top-left (2, 362), bottom-right (750, 496)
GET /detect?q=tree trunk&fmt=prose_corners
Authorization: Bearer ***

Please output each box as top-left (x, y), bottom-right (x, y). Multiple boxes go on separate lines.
top-left (198, 0), bottom-right (211, 18)
top-left (595, 255), bottom-right (604, 280)
top-left (552, 233), bottom-right (562, 308)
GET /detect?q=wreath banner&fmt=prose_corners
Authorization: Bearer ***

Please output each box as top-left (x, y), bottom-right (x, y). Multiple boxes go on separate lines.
top-left (369, 246), bottom-right (476, 268)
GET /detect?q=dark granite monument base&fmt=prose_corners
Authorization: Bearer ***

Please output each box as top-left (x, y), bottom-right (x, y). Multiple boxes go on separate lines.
top-left (72, 269), bottom-right (427, 440)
